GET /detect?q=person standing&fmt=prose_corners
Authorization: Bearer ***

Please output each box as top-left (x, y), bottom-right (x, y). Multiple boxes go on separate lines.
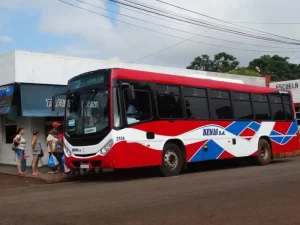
top-left (13, 128), bottom-right (26, 176)
top-left (52, 121), bottom-right (61, 136)
top-left (46, 130), bottom-right (58, 174)
top-left (31, 129), bottom-right (41, 176)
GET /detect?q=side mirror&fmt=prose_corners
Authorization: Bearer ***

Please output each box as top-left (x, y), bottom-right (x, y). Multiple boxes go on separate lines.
top-left (121, 82), bottom-right (135, 100)
top-left (128, 85), bottom-right (135, 100)
top-left (52, 96), bottom-right (56, 111)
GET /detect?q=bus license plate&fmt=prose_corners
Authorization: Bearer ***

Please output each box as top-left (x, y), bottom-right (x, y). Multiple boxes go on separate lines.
top-left (80, 163), bottom-right (89, 169)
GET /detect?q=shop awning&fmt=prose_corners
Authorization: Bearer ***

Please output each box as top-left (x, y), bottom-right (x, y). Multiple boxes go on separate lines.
top-left (20, 84), bottom-right (67, 117)
top-left (0, 84), bottom-right (14, 115)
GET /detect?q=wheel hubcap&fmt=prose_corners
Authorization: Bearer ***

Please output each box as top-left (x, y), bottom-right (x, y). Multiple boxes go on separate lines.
top-left (260, 145), bottom-right (268, 160)
top-left (164, 150), bottom-right (178, 170)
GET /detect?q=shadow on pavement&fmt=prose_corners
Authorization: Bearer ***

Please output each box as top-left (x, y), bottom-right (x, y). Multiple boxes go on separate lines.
top-left (68, 157), bottom-right (293, 183)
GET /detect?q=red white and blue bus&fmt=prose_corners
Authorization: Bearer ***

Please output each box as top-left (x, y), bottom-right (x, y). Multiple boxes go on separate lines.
top-left (52, 68), bottom-right (299, 176)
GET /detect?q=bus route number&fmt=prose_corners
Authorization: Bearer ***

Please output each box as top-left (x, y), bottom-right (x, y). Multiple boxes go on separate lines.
top-left (116, 136), bottom-right (125, 142)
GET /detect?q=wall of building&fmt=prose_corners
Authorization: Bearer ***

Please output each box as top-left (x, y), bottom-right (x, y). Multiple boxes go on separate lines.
top-left (270, 79), bottom-right (300, 103)
top-left (0, 51), bottom-right (16, 86)
top-left (0, 116), bottom-right (51, 167)
top-left (13, 50), bottom-right (266, 87)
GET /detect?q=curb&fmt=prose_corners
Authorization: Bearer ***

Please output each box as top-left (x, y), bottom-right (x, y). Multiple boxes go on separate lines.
top-left (0, 171), bottom-right (76, 184)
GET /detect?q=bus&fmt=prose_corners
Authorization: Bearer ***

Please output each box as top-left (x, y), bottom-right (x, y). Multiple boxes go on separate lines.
top-left (52, 68), bottom-right (299, 177)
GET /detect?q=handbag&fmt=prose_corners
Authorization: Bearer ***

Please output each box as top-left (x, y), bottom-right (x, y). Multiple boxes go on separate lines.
top-left (39, 148), bottom-right (44, 158)
top-left (11, 135), bottom-right (20, 151)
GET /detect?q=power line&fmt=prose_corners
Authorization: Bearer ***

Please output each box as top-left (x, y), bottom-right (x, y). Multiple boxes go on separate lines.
top-left (122, 0), bottom-right (266, 36)
top-left (131, 29), bottom-right (212, 63)
top-left (110, 0), bottom-right (300, 45)
top-left (102, 0), bottom-right (297, 45)
top-left (76, 0), bottom-right (300, 50)
top-left (58, 0), bottom-right (300, 53)
top-left (231, 22), bottom-right (300, 25)
top-left (156, 0), bottom-right (300, 44)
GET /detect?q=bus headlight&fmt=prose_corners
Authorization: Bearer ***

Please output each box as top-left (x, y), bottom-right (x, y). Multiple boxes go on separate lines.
top-left (100, 139), bottom-right (114, 155)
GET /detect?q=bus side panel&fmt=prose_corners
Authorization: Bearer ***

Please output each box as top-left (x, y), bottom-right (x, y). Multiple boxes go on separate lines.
top-left (270, 120), bottom-right (299, 156)
top-left (110, 141), bottom-right (162, 168)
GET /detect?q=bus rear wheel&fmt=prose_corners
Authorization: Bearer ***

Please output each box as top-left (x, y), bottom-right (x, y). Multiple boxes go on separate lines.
top-left (160, 142), bottom-right (183, 177)
top-left (255, 138), bottom-right (272, 165)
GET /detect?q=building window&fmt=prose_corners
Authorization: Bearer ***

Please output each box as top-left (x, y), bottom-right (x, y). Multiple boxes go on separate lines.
top-left (269, 95), bottom-right (285, 120)
top-left (252, 94), bottom-right (271, 121)
top-left (156, 84), bottom-right (183, 119)
top-left (5, 125), bottom-right (17, 144)
top-left (232, 92), bottom-right (253, 120)
top-left (209, 90), bottom-right (233, 120)
top-left (124, 89), bottom-right (152, 125)
top-left (183, 87), bottom-right (209, 119)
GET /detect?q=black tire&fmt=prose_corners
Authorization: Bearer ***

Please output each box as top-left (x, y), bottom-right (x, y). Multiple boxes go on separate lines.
top-left (255, 138), bottom-right (272, 165)
top-left (159, 142), bottom-right (183, 177)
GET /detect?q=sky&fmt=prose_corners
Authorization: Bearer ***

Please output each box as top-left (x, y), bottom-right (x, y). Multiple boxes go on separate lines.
top-left (0, 0), bottom-right (300, 69)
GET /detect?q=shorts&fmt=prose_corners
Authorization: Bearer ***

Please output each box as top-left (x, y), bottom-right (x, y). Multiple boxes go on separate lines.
top-left (15, 148), bottom-right (24, 160)
top-left (32, 153), bottom-right (39, 157)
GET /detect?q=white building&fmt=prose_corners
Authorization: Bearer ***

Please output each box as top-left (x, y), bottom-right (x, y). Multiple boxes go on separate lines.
top-left (0, 50), bottom-right (268, 167)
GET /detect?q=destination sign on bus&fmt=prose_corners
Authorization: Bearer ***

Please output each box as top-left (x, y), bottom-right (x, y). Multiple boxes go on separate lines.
top-left (69, 73), bottom-right (106, 91)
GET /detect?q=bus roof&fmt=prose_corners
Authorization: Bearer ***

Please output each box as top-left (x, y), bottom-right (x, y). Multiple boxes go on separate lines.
top-left (112, 68), bottom-right (283, 95)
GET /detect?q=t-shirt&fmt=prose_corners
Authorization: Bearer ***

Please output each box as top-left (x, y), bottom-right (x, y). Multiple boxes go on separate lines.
top-left (58, 133), bottom-right (63, 141)
top-left (15, 134), bottom-right (26, 150)
top-left (46, 134), bottom-right (58, 153)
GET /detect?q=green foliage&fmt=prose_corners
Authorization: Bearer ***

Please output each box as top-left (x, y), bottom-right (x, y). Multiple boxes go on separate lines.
top-left (248, 55), bottom-right (300, 81)
top-left (187, 53), bottom-right (300, 81)
top-left (186, 52), bottom-right (239, 73)
top-left (227, 67), bottom-right (260, 76)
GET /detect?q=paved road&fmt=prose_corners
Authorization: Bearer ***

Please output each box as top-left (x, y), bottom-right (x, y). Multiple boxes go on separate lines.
top-left (1, 158), bottom-right (300, 225)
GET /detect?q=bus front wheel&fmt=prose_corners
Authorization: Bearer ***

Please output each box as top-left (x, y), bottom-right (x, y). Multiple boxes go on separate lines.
top-left (160, 142), bottom-right (183, 177)
top-left (256, 138), bottom-right (272, 165)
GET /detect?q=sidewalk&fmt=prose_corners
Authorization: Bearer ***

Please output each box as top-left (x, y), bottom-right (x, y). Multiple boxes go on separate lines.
top-left (0, 164), bottom-right (74, 184)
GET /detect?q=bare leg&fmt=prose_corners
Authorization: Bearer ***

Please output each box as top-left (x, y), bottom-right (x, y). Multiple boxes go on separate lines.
top-left (17, 159), bottom-right (21, 173)
top-left (32, 156), bottom-right (38, 175)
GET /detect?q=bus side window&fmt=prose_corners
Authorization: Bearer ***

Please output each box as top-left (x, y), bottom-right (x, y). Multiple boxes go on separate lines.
top-left (283, 96), bottom-right (294, 121)
top-left (232, 92), bottom-right (253, 120)
top-left (209, 89), bottom-right (233, 120)
top-left (124, 89), bottom-right (152, 125)
top-left (183, 87), bottom-right (209, 119)
top-left (252, 94), bottom-right (271, 121)
top-left (156, 84), bottom-right (183, 119)
top-left (269, 95), bottom-right (285, 121)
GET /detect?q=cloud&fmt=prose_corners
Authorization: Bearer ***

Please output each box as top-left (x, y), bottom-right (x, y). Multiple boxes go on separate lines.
top-left (0, 35), bottom-right (12, 43)
top-left (1, 0), bottom-right (300, 67)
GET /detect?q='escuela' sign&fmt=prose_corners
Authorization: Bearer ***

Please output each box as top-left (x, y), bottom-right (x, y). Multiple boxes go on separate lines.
top-left (276, 82), bottom-right (299, 89)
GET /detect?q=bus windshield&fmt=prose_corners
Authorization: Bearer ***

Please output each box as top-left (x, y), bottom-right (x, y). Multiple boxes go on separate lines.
top-left (65, 88), bottom-right (109, 136)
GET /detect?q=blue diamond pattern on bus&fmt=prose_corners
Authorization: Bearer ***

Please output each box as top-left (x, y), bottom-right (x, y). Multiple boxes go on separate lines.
top-left (190, 140), bottom-right (224, 162)
top-left (270, 130), bottom-right (284, 144)
top-left (286, 121), bottom-right (298, 136)
top-left (281, 121), bottom-right (298, 144)
top-left (225, 121), bottom-right (252, 136)
top-left (248, 122), bottom-right (261, 132)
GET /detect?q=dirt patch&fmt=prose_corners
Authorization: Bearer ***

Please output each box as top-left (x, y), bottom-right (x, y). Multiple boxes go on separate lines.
top-left (0, 174), bottom-right (45, 190)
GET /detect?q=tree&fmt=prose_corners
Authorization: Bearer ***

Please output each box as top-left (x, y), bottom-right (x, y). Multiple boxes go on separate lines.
top-left (186, 55), bottom-right (214, 71)
top-left (186, 52), bottom-right (239, 73)
top-left (248, 55), bottom-right (300, 81)
top-left (227, 67), bottom-right (260, 76)
top-left (213, 52), bottom-right (239, 73)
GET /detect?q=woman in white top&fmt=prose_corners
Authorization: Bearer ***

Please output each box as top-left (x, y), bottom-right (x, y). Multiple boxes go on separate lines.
top-left (46, 130), bottom-right (58, 174)
top-left (13, 128), bottom-right (26, 175)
